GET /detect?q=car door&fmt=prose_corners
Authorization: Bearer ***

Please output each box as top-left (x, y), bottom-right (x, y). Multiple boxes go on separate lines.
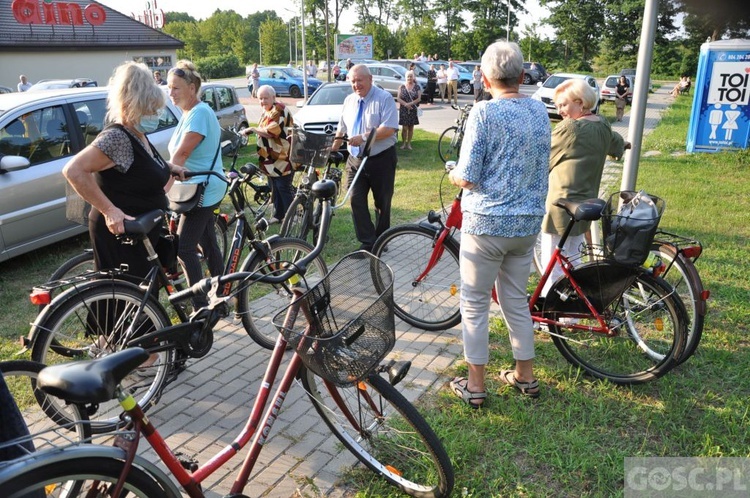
top-left (376, 66), bottom-right (402, 97)
top-left (0, 102), bottom-right (83, 261)
top-left (214, 86), bottom-right (244, 129)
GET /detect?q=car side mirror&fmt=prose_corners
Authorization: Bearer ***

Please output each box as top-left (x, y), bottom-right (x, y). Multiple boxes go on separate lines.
top-left (296, 100), bottom-right (305, 108)
top-left (395, 75), bottom-right (402, 79)
top-left (537, 82), bottom-right (543, 87)
top-left (0, 155), bottom-right (31, 174)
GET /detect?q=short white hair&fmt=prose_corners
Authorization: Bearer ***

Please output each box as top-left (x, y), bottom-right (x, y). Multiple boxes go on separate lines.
top-left (257, 85), bottom-right (276, 98)
top-left (481, 41), bottom-right (523, 84)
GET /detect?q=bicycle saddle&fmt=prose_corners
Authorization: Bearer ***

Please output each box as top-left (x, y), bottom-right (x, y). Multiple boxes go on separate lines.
top-left (329, 151), bottom-right (344, 164)
top-left (123, 209), bottom-right (164, 236)
top-left (311, 179), bottom-right (337, 200)
top-left (553, 198), bottom-right (606, 221)
top-left (38, 347), bottom-right (150, 404)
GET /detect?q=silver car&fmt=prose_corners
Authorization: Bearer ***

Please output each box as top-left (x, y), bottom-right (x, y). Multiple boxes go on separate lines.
top-left (199, 83), bottom-right (249, 132)
top-left (0, 87), bottom-right (180, 263)
top-left (364, 63), bottom-right (428, 100)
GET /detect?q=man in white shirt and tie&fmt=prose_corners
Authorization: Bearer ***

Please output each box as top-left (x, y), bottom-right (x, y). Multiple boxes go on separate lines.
top-left (333, 65), bottom-right (399, 251)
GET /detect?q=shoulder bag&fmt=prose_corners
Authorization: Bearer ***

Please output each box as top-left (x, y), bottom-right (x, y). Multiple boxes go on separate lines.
top-left (167, 145), bottom-right (221, 214)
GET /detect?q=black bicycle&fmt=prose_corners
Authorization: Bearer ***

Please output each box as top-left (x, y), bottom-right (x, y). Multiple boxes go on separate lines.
top-left (437, 103), bottom-right (472, 163)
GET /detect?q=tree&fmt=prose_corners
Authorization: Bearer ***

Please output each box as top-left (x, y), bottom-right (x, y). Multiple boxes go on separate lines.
top-left (540, 0), bottom-right (606, 71)
top-left (259, 18), bottom-right (290, 65)
top-left (165, 12), bottom-right (197, 24)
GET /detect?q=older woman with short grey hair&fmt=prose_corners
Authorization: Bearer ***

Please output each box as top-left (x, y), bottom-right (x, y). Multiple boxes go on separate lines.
top-left (447, 41), bottom-right (551, 407)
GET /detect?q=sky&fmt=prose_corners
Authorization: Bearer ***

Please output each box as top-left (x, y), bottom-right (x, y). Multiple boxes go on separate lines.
top-left (98, 0), bottom-right (553, 39)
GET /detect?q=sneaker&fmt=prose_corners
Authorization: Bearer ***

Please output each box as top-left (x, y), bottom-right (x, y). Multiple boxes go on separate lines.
top-left (268, 217), bottom-right (280, 225)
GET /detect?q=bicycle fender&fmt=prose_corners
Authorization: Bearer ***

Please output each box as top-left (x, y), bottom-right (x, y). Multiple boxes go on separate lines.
top-left (0, 444), bottom-right (182, 498)
top-left (417, 220), bottom-right (442, 232)
top-left (26, 277), bottom-right (149, 353)
top-left (544, 262), bottom-right (643, 314)
top-left (239, 234), bottom-right (282, 271)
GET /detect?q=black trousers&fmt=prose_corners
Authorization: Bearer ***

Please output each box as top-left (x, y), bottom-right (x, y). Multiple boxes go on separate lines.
top-left (345, 146), bottom-right (397, 250)
top-left (426, 81), bottom-right (437, 103)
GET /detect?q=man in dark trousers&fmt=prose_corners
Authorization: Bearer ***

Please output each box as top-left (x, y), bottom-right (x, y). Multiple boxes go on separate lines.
top-left (333, 64), bottom-right (399, 252)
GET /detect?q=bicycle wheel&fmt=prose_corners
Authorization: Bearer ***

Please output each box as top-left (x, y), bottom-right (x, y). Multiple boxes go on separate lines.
top-left (0, 455), bottom-right (167, 497)
top-left (30, 280), bottom-right (173, 433)
top-left (236, 238), bottom-right (328, 350)
top-left (651, 244), bottom-right (705, 364)
top-left (300, 367), bottom-right (454, 498)
top-left (214, 214), bottom-right (229, 262)
top-left (437, 126), bottom-right (460, 163)
top-left (1, 360), bottom-right (90, 449)
top-left (548, 271), bottom-right (687, 385)
top-left (41, 252), bottom-right (97, 311)
top-left (372, 224), bottom-right (461, 331)
top-left (279, 193), bottom-right (312, 242)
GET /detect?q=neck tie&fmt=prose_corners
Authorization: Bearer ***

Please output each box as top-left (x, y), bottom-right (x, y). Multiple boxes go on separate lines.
top-left (351, 98), bottom-right (365, 157)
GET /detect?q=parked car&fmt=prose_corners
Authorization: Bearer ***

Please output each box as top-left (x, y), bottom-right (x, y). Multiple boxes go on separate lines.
top-left (364, 63), bottom-right (429, 100)
top-left (27, 78), bottom-right (98, 91)
top-left (599, 74), bottom-right (634, 104)
top-left (199, 83), bottom-right (249, 132)
top-left (523, 62), bottom-right (549, 85)
top-left (0, 86), bottom-right (13, 94)
top-left (531, 72), bottom-right (601, 118)
top-left (619, 68), bottom-right (653, 92)
top-left (294, 82), bottom-right (352, 136)
top-left (254, 66), bottom-right (322, 98)
top-left (431, 60), bottom-right (474, 94)
top-left (0, 87), bottom-right (180, 262)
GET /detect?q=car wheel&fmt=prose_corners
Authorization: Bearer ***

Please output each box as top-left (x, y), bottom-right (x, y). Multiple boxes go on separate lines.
top-left (460, 80), bottom-right (472, 94)
top-left (523, 74), bottom-right (532, 85)
top-left (289, 85), bottom-right (302, 98)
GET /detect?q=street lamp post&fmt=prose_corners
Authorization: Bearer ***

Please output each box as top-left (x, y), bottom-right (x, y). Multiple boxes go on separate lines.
top-left (288, 22), bottom-right (292, 65)
top-left (506, 0), bottom-right (511, 42)
top-left (300, 0), bottom-right (308, 100)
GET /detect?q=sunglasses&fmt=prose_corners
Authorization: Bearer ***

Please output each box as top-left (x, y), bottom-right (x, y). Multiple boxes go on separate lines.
top-left (169, 67), bottom-right (187, 78)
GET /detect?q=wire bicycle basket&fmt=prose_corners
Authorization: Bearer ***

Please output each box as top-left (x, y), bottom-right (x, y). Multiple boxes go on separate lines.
top-left (602, 190), bottom-right (666, 266)
top-left (273, 251), bottom-right (395, 387)
top-left (289, 127), bottom-right (335, 169)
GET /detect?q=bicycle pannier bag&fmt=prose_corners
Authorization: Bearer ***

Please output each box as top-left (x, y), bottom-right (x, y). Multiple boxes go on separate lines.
top-left (167, 182), bottom-right (205, 214)
top-left (602, 190), bottom-right (665, 265)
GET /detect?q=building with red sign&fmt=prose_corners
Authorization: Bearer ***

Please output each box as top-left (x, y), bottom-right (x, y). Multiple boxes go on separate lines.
top-left (0, 0), bottom-right (183, 90)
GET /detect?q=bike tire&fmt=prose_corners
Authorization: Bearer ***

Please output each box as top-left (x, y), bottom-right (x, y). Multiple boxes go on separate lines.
top-left (547, 270), bottom-right (687, 385)
top-left (437, 126), bottom-right (460, 163)
top-left (236, 238), bottom-right (328, 350)
top-left (214, 214), bottom-right (229, 262)
top-left (300, 367), bottom-right (454, 498)
top-left (0, 455), bottom-right (167, 497)
top-left (0, 360), bottom-right (90, 448)
top-left (651, 243), bottom-right (705, 364)
top-left (279, 193), bottom-right (312, 242)
top-left (30, 280), bottom-right (173, 433)
top-left (372, 224), bottom-right (461, 331)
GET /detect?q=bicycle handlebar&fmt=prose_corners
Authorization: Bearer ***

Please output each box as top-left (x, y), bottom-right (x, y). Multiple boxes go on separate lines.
top-left (168, 180), bottom-right (337, 305)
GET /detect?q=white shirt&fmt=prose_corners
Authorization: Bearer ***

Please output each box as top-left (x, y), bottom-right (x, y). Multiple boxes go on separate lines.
top-left (447, 66), bottom-right (459, 81)
top-left (18, 81), bottom-right (32, 92)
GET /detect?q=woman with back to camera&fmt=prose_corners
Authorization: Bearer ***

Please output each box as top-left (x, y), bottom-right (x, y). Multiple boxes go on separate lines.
top-left (539, 78), bottom-right (629, 296)
top-left (397, 70), bottom-right (422, 150)
top-left (64, 61), bottom-right (180, 277)
top-left (167, 60), bottom-right (227, 312)
top-left (447, 41), bottom-right (551, 407)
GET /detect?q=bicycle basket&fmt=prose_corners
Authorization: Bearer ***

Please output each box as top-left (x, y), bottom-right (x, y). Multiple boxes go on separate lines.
top-left (272, 251), bottom-right (395, 387)
top-left (602, 190), bottom-right (666, 265)
top-left (65, 181), bottom-right (91, 226)
top-left (289, 127), bottom-right (334, 169)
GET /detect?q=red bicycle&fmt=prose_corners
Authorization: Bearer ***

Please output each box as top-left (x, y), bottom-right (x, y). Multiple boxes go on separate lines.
top-left (372, 166), bottom-right (689, 384)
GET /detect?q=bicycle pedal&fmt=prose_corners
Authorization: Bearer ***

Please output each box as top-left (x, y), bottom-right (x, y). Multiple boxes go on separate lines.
top-left (175, 451), bottom-right (199, 472)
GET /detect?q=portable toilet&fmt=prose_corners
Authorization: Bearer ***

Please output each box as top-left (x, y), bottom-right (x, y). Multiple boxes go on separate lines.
top-left (686, 39), bottom-right (750, 153)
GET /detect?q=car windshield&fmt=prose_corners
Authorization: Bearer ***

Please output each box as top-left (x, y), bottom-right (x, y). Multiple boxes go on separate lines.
top-left (307, 85), bottom-right (352, 106)
top-left (542, 75), bottom-right (571, 88)
top-left (283, 68), bottom-right (304, 78)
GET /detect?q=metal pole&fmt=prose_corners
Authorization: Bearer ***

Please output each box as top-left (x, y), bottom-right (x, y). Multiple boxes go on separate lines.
top-left (324, 0), bottom-right (331, 83)
top-left (288, 22), bottom-right (292, 65)
top-left (506, 0), bottom-right (510, 42)
top-left (301, 0), bottom-right (308, 100)
top-left (621, 0), bottom-right (659, 191)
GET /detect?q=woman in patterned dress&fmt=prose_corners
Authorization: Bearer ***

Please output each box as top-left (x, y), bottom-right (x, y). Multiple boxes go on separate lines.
top-left (396, 70), bottom-right (421, 150)
top-left (447, 41), bottom-right (551, 407)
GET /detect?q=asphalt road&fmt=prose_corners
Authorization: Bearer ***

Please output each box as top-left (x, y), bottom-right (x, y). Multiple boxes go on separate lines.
top-left (214, 76), bottom-right (538, 135)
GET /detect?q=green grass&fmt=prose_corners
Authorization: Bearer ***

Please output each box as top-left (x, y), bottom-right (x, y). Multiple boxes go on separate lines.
top-left (2, 97), bottom-right (749, 496)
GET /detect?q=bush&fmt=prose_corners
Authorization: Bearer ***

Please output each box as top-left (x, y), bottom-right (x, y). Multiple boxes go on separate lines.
top-left (195, 54), bottom-right (243, 80)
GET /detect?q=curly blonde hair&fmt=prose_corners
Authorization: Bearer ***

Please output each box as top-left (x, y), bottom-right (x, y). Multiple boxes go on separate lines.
top-left (106, 62), bottom-right (166, 125)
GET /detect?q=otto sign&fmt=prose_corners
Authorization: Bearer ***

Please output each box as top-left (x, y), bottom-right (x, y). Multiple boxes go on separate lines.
top-left (12, 0), bottom-right (106, 26)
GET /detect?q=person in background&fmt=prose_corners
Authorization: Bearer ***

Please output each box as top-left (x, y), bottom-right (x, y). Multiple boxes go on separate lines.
top-left (436, 65), bottom-right (448, 104)
top-left (153, 70), bottom-right (167, 86)
top-left (332, 64), bottom-right (399, 252)
top-left (249, 63), bottom-right (260, 99)
top-left (447, 41), bottom-right (551, 407)
top-left (614, 75), bottom-right (629, 121)
top-left (17, 74), bottom-right (32, 92)
top-left (426, 64), bottom-right (438, 105)
top-left (307, 61), bottom-right (317, 78)
top-left (397, 70), bottom-right (422, 150)
top-left (63, 62), bottom-right (176, 277)
top-left (167, 60), bottom-right (226, 311)
top-left (241, 85), bottom-right (295, 225)
top-left (346, 58), bottom-right (354, 70)
top-left (540, 78), bottom-right (629, 297)
top-left (472, 65), bottom-right (482, 101)
top-left (446, 61), bottom-right (460, 106)
top-left (333, 63), bottom-right (342, 80)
